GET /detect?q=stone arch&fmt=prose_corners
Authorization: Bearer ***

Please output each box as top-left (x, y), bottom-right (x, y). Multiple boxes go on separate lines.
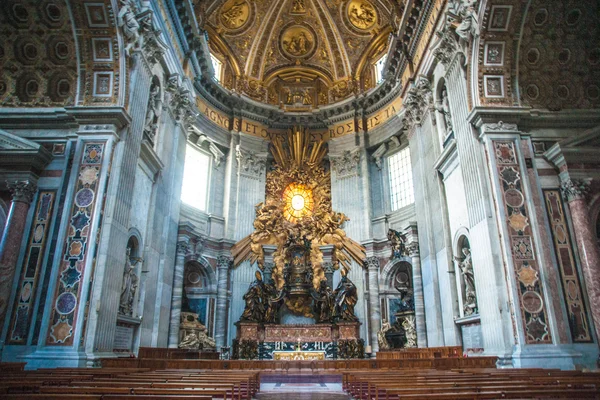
top-left (589, 194), bottom-right (600, 246)
top-left (183, 257), bottom-right (217, 330)
top-left (381, 256), bottom-right (413, 290)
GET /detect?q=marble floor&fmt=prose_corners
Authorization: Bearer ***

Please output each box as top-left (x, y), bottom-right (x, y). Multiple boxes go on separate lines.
top-left (256, 374), bottom-right (350, 400)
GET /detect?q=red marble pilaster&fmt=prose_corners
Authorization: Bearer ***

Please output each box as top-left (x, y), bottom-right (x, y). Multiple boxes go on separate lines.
top-left (0, 181), bottom-right (37, 328)
top-left (561, 178), bottom-right (600, 343)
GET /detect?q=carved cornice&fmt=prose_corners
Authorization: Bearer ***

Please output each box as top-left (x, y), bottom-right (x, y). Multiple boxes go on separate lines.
top-left (7, 180), bottom-right (37, 204)
top-left (560, 178), bottom-right (591, 202)
top-left (483, 121), bottom-right (518, 132)
top-left (330, 149), bottom-right (361, 178)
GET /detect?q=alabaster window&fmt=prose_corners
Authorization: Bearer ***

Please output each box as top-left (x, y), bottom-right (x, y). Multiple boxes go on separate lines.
top-left (375, 54), bottom-right (388, 84)
top-left (210, 53), bottom-right (223, 83)
top-left (181, 144), bottom-right (211, 211)
top-left (388, 147), bottom-right (414, 211)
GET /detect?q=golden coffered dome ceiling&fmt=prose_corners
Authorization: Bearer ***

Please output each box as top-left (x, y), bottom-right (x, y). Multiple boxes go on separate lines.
top-left (198, 0), bottom-right (402, 110)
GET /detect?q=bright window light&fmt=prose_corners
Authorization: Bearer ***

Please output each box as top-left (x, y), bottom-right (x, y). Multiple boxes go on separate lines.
top-left (375, 54), bottom-right (388, 84)
top-left (211, 53), bottom-right (223, 82)
top-left (388, 147), bottom-right (414, 211)
top-left (181, 145), bottom-right (210, 211)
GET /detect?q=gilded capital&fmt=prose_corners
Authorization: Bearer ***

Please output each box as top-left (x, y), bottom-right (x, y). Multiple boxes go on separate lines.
top-left (7, 180), bottom-right (37, 204)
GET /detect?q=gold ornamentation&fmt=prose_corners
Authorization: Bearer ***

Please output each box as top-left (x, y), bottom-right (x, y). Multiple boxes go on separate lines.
top-left (281, 25), bottom-right (316, 58)
top-left (231, 127), bottom-right (366, 291)
top-left (517, 264), bottom-right (539, 288)
top-left (219, 0), bottom-right (250, 30)
top-left (283, 183), bottom-right (314, 223)
top-left (347, 0), bottom-right (377, 31)
top-left (291, 0), bottom-right (307, 14)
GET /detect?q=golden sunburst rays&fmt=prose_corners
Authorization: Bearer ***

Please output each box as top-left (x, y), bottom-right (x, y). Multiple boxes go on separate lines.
top-left (230, 126), bottom-right (366, 285)
top-left (270, 126), bottom-right (327, 170)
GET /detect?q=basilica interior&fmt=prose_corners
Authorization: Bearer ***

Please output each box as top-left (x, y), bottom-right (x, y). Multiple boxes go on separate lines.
top-left (0, 0), bottom-right (600, 396)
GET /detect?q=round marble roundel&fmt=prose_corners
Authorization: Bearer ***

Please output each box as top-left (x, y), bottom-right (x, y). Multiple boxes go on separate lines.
top-left (522, 290), bottom-right (543, 314)
top-left (55, 292), bottom-right (77, 315)
top-left (75, 188), bottom-right (95, 208)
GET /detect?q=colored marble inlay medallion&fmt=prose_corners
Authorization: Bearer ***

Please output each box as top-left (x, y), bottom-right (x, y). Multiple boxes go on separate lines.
top-left (8, 191), bottom-right (56, 344)
top-left (543, 189), bottom-right (591, 342)
top-left (493, 141), bottom-right (551, 344)
top-left (46, 142), bottom-right (105, 345)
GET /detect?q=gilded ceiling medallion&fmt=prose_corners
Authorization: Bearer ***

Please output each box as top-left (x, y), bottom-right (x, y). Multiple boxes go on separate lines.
top-left (219, 0), bottom-right (251, 31)
top-left (280, 25), bottom-right (316, 59)
top-left (347, 0), bottom-right (377, 31)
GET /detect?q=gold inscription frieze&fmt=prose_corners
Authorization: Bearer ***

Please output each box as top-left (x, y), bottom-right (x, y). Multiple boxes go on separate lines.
top-left (195, 96), bottom-right (403, 140)
top-left (196, 97), bottom-right (231, 131)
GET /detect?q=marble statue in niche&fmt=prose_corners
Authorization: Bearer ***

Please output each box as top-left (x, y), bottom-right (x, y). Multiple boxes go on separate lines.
top-left (143, 80), bottom-right (162, 144)
top-left (436, 87), bottom-right (453, 133)
top-left (332, 270), bottom-right (359, 322)
top-left (402, 315), bottom-right (417, 347)
top-left (119, 247), bottom-right (142, 316)
top-left (455, 246), bottom-right (478, 315)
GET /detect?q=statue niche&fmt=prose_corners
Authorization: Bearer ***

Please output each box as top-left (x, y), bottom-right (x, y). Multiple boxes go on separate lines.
top-left (119, 245), bottom-right (142, 316)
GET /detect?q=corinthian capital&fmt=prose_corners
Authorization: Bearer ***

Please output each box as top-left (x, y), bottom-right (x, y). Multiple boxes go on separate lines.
top-left (364, 256), bottom-right (380, 270)
top-left (7, 180), bottom-right (37, 203)
top-left (176, 240), bottom-right (190, 256)
top-left (406, 242), bottom-right (420, 257)
top-left (560, 178), bottom-right (590, 202)
top-left (217, 256), bottom-right (232, 269)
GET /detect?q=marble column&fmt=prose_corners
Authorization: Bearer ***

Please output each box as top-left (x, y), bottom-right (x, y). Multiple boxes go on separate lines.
top-left (0, 180), bottom-right (36, 328)
top-left (214, 256), bottom-right (231, 349)
top-left (408, 242), bottom-right (428, 347)
top-left (167, 240), bottom-right (189, 347)
top-left (366, 256), bottom-right (381, 353)
top-left (560, 178), bottom-right (600, 343)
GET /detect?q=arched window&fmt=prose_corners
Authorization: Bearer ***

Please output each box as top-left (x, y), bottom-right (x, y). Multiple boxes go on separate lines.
top-left (374, 53), bottom-right (387, 84)
top-left (210, 53), bottom-right (223, 83)
top-left (388, 147), bottom-right (414, 211)
top-left (181, 144), bottom-right (211, 211)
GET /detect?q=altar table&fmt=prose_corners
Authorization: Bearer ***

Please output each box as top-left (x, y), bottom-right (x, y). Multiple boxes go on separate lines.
top-left (273, 350), bottom-right (326, 361)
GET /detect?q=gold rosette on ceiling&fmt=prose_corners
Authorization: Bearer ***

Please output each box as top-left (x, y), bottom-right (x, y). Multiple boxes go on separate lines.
top-left (231, 127), bottom-right (366, 290)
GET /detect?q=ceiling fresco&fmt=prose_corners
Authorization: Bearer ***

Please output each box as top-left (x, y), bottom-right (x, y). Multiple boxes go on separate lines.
top-left (197, 0), bottom-right (403, 110)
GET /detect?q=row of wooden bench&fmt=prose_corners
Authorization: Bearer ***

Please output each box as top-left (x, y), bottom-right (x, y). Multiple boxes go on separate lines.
top-left (343, 368), bottom-right (600, 399)
top-left (0, 366), bottom-right (259, 399)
